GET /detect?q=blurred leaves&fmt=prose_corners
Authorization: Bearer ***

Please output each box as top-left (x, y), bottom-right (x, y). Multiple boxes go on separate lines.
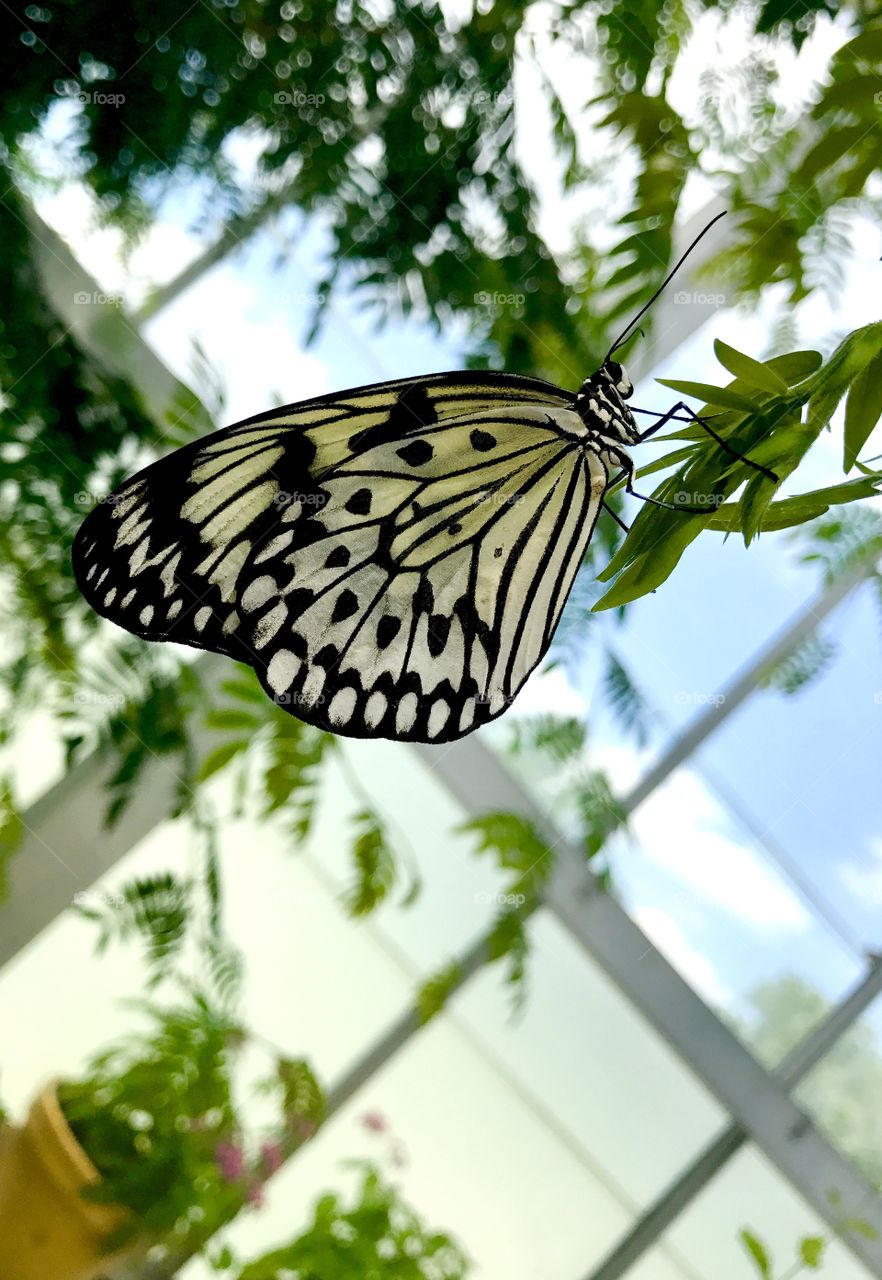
top-left (0, 779), bottom-right (22, 903)
top-left (230, 1161), bottom-right (469, 1280)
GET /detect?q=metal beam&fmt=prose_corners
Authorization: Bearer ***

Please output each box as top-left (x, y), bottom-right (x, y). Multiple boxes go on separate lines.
top-left (416, 735), bottom-right (882, 1276)
top-left (585, 957), bottom-right (882, 1280)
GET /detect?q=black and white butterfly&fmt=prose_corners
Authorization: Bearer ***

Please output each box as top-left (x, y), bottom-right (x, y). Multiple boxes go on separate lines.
top-left (72, 365), bottom-right (646, 742)
top-left (73, 216), bottom-right (765, 743)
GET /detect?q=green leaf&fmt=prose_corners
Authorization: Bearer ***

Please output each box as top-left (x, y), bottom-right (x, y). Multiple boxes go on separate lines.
top-left (417, 961), bottom-right (462, 1024)
top-left (0, 780), bottom-right (23, 903)
top-left (460, 812), bottom-right (552, 882)
top-left (346, 810), bottom-right (396, 916)
top-left (766, 350), bottom-right (823, 384)
top-left (198, 740), bottom-right (248, 782)
top-left (205, 708), bottom-right (262, 731)
top-left (739, 1228), bottom-right (772, 1278)
top-left (844, 349), bottom-right (882, 471)
top-left (705, 474), bottom-right (882, 533)
top-left (714, 339), bottom-right (789, 393)
top-left (655, 377), bottom-right (760, 413)
top-left (799, 1235), bottom-right (826, 1268)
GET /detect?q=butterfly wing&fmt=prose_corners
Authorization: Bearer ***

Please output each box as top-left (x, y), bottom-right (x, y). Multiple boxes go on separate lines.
top-left (72, 371), bottom-right (572, 659)
top-left (238, 403), bottom-right (608, 742)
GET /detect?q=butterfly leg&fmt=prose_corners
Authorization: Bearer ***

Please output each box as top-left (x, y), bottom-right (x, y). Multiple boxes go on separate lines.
top-left (637, 400), bottom-right (778, 482)
top-left (602, 443), bottom-right (721, 517)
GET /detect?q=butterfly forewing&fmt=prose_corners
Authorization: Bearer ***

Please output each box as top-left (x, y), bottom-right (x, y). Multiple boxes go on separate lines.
top-left (237, 404), bottom-right (608, 742)
top-left (72, 371), bottom-right (574, 660)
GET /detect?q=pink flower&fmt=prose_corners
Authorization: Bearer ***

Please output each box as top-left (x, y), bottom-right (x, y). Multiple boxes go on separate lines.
top-left (260, 1140), bottom-right (284, 1176)
top-left (246, 1181), bottom-right (266, 1209)
top-left (361, 1110), bottom-right (387, 1133)
top-left (214, 1140), bottom-right (245, 1183)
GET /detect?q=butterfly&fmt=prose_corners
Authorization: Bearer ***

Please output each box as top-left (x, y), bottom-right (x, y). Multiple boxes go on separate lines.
top-left (73, 215), bottom-right (764, 743)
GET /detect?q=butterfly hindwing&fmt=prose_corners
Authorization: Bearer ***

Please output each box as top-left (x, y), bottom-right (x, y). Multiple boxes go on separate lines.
top-left (237, 403), bottom-right (609, 742)
top-left (72, 371), bottom-right (574, 661)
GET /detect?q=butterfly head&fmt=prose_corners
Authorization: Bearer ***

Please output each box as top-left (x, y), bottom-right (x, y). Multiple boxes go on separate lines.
top-left (575, 359), bottom-right (639, 444)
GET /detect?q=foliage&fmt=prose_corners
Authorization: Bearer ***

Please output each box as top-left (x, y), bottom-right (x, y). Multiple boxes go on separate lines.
top-left (761, 633), bottom-right (838, 697)
top-left (602, 652), bottom-right (653, 748)
top-left (416, 961), bottom-right (463, 1026)
top-left (57, 993), bottom-right (250, 1249)
top-left (346, 810), bottom-right (397, 917)
top-left (209, 1161), bottom-right (469, 1279)
top-left (57, 991), bottom-right (324, 1251)
top-left (596, 332), bottom-right (882, 610)
top-left (0, 779), bottom-right (22, 903)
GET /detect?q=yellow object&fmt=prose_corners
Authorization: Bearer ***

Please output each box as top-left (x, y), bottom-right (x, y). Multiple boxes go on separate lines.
top-left (0, 1082), bottom-right (134, 1280)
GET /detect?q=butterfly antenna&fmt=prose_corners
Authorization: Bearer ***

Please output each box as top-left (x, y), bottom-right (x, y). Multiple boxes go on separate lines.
top-left (605, 210), bottom-right (727, 362)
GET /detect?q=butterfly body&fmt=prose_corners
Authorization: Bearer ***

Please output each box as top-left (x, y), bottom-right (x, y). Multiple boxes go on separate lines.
top-left (73, 366), bottom-right (637, 742)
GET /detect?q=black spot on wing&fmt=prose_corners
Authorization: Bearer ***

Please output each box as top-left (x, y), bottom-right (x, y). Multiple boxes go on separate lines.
top-left (376, 615), bottom-right (402, 648)
top-left (345, 488), bottom-right (372, 516)
top-left (397, 439), bottom-right (434, 466)
top-left (315, 643), bottom-right (339, 668)
top-left (414, 578), bottom-right (434, 614)
top-left (324, 545), bottom-right (350, 568)
top-left (331, 589), bottom-right (359, 623)
top-left (470, 428), bottom-right (497, 452)
top-left (427, 614), bottom-right (451, 657)
top-left (348, 382), bottom-right (439, 454)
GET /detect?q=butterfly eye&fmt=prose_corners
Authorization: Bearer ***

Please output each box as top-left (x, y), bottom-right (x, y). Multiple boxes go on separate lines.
top-left (606, 360), bottom-right (622, 381)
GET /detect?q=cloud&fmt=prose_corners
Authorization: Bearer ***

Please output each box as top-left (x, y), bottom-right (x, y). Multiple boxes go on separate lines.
top-left (632, 905), bottom-right (729, 1006)
top-left (840, 839), bottom-right (882, 905)
top-left (629, 771), bottom-right (812, 931)
top-left (511, 665), bottom-right (588, 718)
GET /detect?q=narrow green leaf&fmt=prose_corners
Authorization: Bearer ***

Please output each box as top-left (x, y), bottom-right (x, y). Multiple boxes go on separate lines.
top-left (739, 1228), bottom-right (772, 1278)
top-left (714, 339), bottom-right (789, 393)
top-left (205, 708), bottom-right (261, 731)
top-left (656, 377), bottom-right (759, 413)
top-left (765, 350), bottom-right (823, 385)
top-left (844, 349), bottom-right (882, 471)
top-left (198, 740), bottom-right (248, 782)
